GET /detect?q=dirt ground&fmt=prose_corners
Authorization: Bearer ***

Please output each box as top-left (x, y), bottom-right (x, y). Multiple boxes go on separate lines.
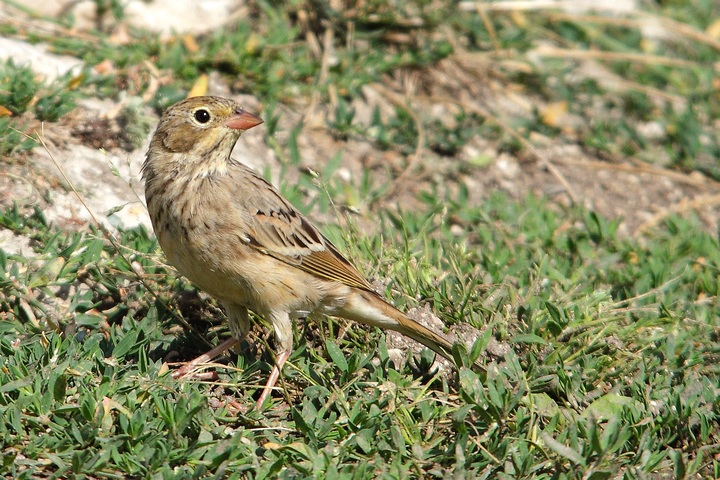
top-left (2, 1), bottom-right (719, 251)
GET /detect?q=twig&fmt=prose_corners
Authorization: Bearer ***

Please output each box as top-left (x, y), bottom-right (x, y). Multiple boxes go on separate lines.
top-left (546, 12), bottom-right (720, 51)
top-left (459, 1), bottom-right (635, 13)
top-left (557, 157), bottom-right (711, 186)
top-left (436, 93), bottom-right (578, 203)
top-left (371, 82), bottom-right (428, 202)
top-left (23, 126), bottom-right (212, 348)
top-left (532, 46), bottom-right (702, 69)
top-left (467, 3), bottom-right (720, 53)
top-left (303, 26), bottom-right (336, 127)
top-left (476, 3), bottom-right (501, 54)
top-left (658, 16), bottom-right (720, 52)
top-left (637, 193), bottom-right (720, 234)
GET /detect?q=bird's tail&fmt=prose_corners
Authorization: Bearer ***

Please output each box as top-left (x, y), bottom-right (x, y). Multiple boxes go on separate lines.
top-left (340, 289), bottom-right (463, 367)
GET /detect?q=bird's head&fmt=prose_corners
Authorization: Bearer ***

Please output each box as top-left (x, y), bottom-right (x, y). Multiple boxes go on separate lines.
top-left (145, 96), bottom-right (263, 167)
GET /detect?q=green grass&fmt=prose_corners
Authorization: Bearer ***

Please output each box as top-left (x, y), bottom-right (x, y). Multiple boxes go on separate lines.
top-left (1, 193), bottom-right (718, 478)
top-left (2, 0), bottom-right (720, 477)
top-left (0, 59), bottom-right (80, 155)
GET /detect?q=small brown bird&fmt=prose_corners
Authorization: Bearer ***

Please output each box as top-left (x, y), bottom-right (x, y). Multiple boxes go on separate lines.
top-left (143, 96), bottom-right (464, 407)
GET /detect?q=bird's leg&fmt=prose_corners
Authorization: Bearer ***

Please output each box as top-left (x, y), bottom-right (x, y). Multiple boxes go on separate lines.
top-left (256, 349), bottom-right (290, 407)
top-left (172, 337), bottom-right (239, 378)
top-left (172, 303), bottom-right (250, 379)
top-left (256, 310), bottom-right (293, 408)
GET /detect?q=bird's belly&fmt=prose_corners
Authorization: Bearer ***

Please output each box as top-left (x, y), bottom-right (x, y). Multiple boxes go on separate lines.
top-left (157, 226), bottom-right (345, 317)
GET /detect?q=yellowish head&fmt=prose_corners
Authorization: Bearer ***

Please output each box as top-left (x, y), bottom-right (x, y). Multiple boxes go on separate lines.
top-left (148, 96), bottom-right (263, 159)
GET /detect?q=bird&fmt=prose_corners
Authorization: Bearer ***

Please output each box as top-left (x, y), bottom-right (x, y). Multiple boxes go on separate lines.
top-left (142, 95), bottom-right (469, 408)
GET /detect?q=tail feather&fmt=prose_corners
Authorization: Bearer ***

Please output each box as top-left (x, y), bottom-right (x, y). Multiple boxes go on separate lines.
top-left (341, 290), bottom-right (463, 367)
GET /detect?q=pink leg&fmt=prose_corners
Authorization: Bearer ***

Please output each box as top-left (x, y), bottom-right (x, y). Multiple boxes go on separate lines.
top-left (255, 349), bottom-right (290, 408)
top-left (172, 337), bottom-right (240, 379)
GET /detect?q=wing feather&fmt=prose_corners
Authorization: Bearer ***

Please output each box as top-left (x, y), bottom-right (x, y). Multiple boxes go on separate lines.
top-left (233, 163), bottom-right (374, 292)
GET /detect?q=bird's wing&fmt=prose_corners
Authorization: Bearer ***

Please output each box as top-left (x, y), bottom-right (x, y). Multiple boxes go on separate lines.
top-left (231, 163), bottom-right (375, 292)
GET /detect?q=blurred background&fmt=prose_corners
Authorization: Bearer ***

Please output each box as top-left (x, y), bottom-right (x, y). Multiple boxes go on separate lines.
top-left (1, 1), bottom-right (719, 478)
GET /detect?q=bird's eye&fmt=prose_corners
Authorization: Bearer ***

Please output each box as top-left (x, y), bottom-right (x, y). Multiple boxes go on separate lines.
top-left (194, 109), bottom-right (211, 124)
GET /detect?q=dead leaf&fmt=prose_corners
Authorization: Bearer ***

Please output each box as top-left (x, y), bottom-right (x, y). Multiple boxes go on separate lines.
top-left (541, 101), bottom-right (568, 128)
top-left (94, 59), bottom-right (114, 75)
top-left (187, 74), bottom-right (208, 98)
top-left (245, 32), bottom-right (261, 54)
top-left (183, 34), bottom-right (200, 53)
top-left (67, 72), bottom-right (85, 90)
top-left (706, 18), bottom-right (720, 39)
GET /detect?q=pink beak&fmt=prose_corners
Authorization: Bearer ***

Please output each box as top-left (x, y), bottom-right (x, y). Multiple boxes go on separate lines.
top-left (225, 109), bottom-right (264, 130)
